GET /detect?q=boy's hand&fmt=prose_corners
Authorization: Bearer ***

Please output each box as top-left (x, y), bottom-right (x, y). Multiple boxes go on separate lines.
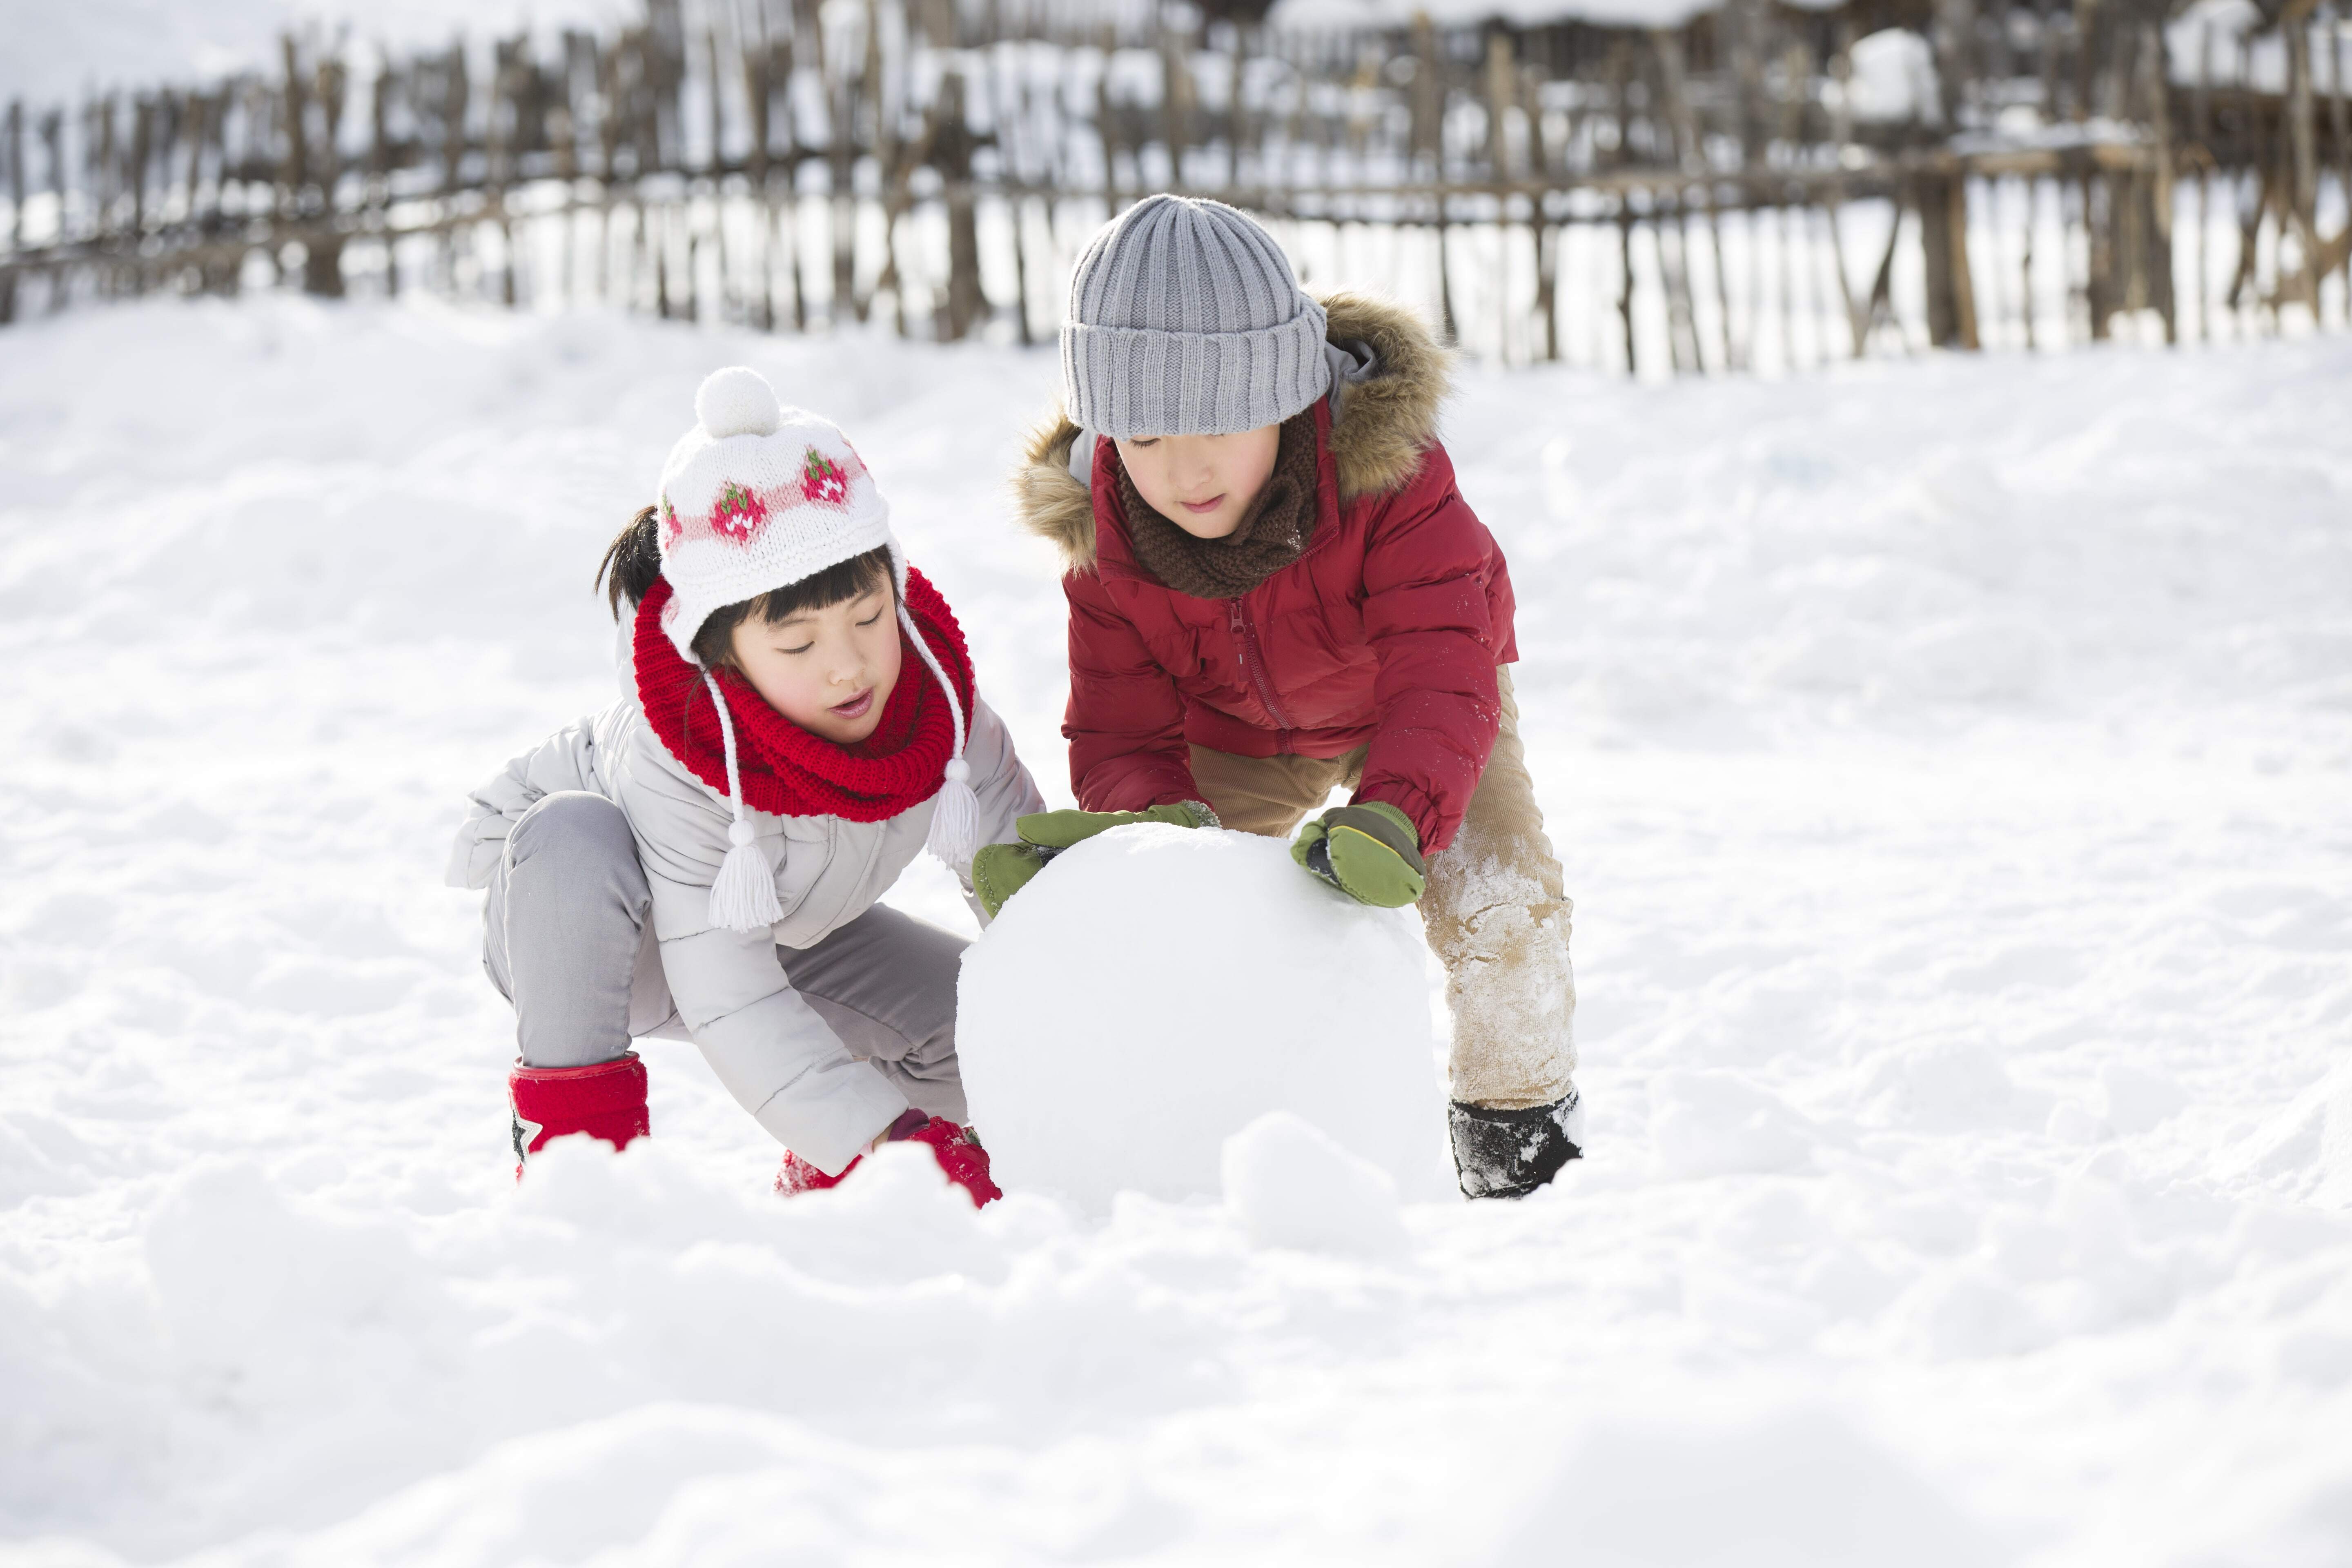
top-left (1014, 801), bottom-right (1216, 849)
top-left (972, 801), bottom-right (1217, 918)
top-left (1293, 802), bottom-right (1425, 908)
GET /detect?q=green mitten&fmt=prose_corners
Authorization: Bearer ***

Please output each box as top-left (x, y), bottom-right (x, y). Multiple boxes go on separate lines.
top-left (972, 801), bottom-right (1217, 918)
top-left (1292, 801), bottom-right (1426, 908)
top-left (1015, 800), bottom-right (1217, 850)
top-left (971, 842), bottom-right (1050, 920)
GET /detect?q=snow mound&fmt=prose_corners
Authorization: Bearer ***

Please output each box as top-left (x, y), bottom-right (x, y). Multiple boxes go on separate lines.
top-left (1491, 1405), bottom-right (2002, 1568)
top-left (958, 825), bottom-right (1448, 1210)
top-left (1222, 1111), bottom-right (1410, 1256)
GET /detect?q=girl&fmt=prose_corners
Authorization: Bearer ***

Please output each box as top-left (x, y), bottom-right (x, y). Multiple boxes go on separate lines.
top-left (447, 367), bottom-right (1042, 1203)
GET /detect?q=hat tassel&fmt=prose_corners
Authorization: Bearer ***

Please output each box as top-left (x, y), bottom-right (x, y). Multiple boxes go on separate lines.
top-left (702, 673), bottom-right (785, 933)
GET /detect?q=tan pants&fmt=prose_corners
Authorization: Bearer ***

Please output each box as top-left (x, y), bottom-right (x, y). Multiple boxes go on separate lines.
top-left (1189, 668), bottom-right (1577, 1110)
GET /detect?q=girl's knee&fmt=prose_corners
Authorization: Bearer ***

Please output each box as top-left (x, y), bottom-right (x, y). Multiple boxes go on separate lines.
top-left (513, 791), bottom-right (633, 861)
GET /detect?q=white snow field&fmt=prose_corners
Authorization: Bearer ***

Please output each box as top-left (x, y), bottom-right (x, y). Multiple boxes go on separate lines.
top-left (1, 295), bottom-right (2349, 1567)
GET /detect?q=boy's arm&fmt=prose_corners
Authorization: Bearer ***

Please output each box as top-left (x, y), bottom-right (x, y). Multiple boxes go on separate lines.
top-left (1353, 454), bottom-right (1512, 855)
top-left (1062, 570), bottom-right (1200, 812)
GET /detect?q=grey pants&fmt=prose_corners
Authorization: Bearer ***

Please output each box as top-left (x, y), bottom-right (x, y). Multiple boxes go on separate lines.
top-left (483, 791), bottom-right (971, 1121)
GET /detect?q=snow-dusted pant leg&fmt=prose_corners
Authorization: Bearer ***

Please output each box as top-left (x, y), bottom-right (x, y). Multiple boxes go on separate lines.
top-left (778, 905), bottom-right (972, 1125)
top-left (483, 791), bottom-right (649, 1070)
top-left (1189, 667), bottom-right (1577, 1112)
top-left (1420, 668), bottom-right (1578, 1111)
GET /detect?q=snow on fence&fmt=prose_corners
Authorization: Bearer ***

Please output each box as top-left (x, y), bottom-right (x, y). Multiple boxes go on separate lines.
top-left (0, 0), bottom-right (2346, 374)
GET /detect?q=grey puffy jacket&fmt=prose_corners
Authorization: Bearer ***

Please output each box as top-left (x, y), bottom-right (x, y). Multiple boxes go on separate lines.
top-left (448, 654), bottom-right (1043, 1171)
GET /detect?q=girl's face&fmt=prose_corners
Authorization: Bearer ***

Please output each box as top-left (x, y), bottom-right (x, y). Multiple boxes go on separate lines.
top-left (729, 582), bottom-right (902, 745)
top-left (1115, 425), bottom-right (1282, 541)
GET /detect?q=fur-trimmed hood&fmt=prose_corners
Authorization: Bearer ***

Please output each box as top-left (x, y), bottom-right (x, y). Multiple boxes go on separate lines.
top-left (1013, 291), bottom-right (1452, 572)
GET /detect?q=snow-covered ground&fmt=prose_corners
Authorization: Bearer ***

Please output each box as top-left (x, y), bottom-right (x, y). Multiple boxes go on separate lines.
top-left (1, 295), bottom-right (2349, 1566)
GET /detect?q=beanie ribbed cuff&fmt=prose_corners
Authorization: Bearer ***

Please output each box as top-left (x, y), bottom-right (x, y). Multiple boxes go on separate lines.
top-left (1063, 303), bottom-right (1332, 439)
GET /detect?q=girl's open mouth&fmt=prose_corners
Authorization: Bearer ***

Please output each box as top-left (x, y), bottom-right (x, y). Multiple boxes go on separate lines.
top-left (830, 689), bottom-right (874, 720)
top-left (1180, 494), bottom-right (1226, 515)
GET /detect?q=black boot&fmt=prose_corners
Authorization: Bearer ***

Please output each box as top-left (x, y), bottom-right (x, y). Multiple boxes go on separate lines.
top-left (1450, 1090), bottom-right (1583, 1199)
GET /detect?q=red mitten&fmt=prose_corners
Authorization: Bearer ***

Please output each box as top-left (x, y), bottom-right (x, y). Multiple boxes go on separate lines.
top-left (510, 1053), bottom-right (649, 1178)
top-left (775, 1111), bottom-right (1002, 1208)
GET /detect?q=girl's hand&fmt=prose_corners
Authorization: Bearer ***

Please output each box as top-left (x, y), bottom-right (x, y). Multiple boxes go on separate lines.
top-left (973, 801), bottom-right (1218, 917)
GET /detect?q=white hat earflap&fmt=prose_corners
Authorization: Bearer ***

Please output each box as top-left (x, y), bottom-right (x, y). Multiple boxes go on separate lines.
top-left (903, 602), bottom-right (980, 878)
top-left (701, 672), bottom-right (786, 933)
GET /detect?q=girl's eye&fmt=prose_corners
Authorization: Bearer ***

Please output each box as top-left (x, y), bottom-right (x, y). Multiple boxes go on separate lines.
top-left (780, 642), bottom-right (815, 656)
top-left (1129, 437), bottom-right (1159, 448)
top-left (857, 611), bottom-right (884, 627)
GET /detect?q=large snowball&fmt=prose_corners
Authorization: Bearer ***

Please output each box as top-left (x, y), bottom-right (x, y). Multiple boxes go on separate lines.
top-left (958, 824), bottom-right (1450, 1210)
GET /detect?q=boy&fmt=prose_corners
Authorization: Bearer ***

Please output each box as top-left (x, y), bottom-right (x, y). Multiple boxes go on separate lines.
top-left (986, 195), bottom-right (1581, 1198)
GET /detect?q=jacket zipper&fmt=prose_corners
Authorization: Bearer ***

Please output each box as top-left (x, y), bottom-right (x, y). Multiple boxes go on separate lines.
top-left (1229, 596), bottom-right (1294, 743)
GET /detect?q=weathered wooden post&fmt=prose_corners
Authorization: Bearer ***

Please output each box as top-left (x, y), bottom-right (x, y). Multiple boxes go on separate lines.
top-left (1616, 194), bottom-right (1637, 374)
top-left (2192, 23), bottom-right (2213, 339)
top-left (1917, 163), bottom-right (1982, 348)
top-left (703, 24), bottom-right (732, 323)
top-left (822, 0), bottom-right (859, 325)
top-left (935, 68), bottom-right (987, 342)
top-left (370, 62), bottom-right (396, 296)
top-left (308, 52), bottom-right (348, 298)
top-left (1411, 13), bottom-right (1456, 342)
top-left (1161, 4), bottom-right (1197, 185)
top-left (2, 100), bottom-right (20, 322)
top-left (2283, 0), bottom-right (2322, 316)
top-left (2323, 2), bottom-right (2342, 305)
top-left (741, 18), bottom-right (774, 331)
top-left (2138, 23), bottom-right (2175, 343)
top-left (40, 108), bottom-right (67, 307)
top-left (128, 95), bottom-right (154, 294)
top-left (490, 35), bottom-right (524, 309)
top-left (441, 44), bottom-right (469, 296)
top-left (277, 39), bottom-right (310, 295)
top-left (2332, 3), bottom-right (2351, 305)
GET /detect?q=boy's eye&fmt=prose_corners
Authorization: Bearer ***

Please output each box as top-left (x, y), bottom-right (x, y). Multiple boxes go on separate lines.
top-left (1128, 437), bottom-right (1159, 448)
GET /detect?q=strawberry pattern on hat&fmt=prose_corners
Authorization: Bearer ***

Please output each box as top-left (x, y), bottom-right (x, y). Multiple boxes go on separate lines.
top-left (709, 481), bottom-right (768, 543)
top-left (802, 450), bottom-right (850, 506)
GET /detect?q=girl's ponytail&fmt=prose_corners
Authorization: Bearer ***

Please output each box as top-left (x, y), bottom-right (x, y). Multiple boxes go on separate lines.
top-left (597, 507), bottom-right (665, 619)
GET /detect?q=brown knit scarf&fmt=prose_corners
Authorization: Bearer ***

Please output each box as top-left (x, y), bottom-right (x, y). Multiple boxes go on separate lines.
top-left (1116, 410), bottom-right (1319, 600)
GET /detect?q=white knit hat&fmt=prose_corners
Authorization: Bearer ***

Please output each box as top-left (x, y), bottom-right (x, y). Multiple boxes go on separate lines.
top-left (653, 367), bottom-right (980, 928)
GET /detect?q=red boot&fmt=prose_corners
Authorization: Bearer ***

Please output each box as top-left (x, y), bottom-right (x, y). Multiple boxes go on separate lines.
top-left (776, 1109), bottom-right (1002, 1208)
top-left (510, 1052), bottom-right (650, 1177)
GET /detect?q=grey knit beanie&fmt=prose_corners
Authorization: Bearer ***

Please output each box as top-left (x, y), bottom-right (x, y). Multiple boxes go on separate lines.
top-left (1061, 195), bottom-right (1332, 439)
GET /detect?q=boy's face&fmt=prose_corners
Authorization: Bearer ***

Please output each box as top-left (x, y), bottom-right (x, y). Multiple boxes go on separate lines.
top-left (729, 582), bottom-right (902, 745)
top-left (1115, 424), bottom-right (1282, 541)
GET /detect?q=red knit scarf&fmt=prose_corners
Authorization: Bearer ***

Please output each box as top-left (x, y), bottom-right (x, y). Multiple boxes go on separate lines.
top-left (632, 571), bottom-right (977, 822)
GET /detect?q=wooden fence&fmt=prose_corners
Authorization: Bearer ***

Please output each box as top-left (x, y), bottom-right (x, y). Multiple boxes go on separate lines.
top-left (1, 0), bottom-right (2347, 376)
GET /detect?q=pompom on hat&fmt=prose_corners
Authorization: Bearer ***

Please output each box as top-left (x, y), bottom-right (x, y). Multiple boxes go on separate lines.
top-left (653, 367), bottom-right (979, 927)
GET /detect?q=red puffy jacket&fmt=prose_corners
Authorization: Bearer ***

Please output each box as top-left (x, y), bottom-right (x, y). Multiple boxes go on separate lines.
top-left (1012, 293), bottom-right (1517, 853)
